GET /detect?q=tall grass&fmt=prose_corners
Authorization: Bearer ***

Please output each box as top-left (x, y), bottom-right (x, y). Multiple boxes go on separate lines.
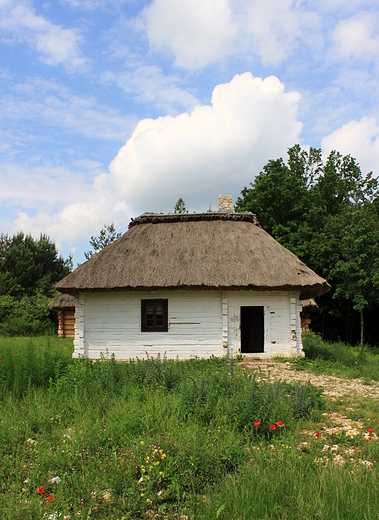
top-left (1, 337), bottom-right (378, 519)
top-left (0, 336), bottom-right (73, 397)
top-left (0, 339), bottom-right (324, 519)
top-left (293, 332), bottom-right (379, 382)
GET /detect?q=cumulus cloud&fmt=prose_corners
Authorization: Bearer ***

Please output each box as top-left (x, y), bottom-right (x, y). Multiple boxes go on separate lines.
top-left (0, 0), bottom-right (86, 71)
top-left (7, 72), bottom-right (302, 259)
top-left (321, 117), bottom-right (379, 176)
top-left (332, 13), bottom-right (379, 62)
top-left (109, 72), bottom-right (302, 211)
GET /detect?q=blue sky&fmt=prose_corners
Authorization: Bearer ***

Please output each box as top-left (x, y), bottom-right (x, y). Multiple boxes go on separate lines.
top-left (1, 0), bottom-right (379, 263)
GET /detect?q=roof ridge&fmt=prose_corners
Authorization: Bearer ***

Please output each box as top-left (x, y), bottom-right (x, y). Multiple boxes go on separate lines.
top-left (128, 211), bottom-right (259, 228)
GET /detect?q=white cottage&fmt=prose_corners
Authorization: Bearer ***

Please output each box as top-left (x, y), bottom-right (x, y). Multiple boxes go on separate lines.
top-left (55, 203), bottom-right (329, 360)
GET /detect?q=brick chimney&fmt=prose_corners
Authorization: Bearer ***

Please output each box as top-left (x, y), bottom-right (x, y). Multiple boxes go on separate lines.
top-left (218, 195), bottom-right (233, 213)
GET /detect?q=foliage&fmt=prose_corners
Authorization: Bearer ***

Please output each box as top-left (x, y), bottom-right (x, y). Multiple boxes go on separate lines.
top-left (2, 340), bottom-right (379, 519)
top-left (284, 332), bottom-right (379, 382)
top-left (236, 144), bottom-right (379, 346)
top-left (0, 294), bottom-right (56, 336)
top-left (0, 232), bottom-right (72, 298)
top-left (84, 223), bottom-right (122, 260)
top-left (173, 197), bottom-right (188, 214)
top-left (0, 344), bottom-right (327, 519)
top-left (0, 233), bottom-right (72, 336)
top-left (0, 336), bottom-right (73, 397)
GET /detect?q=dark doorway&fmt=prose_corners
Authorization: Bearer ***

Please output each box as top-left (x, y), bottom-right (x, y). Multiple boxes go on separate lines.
top-left (240, 306), bottom-right (264, 353)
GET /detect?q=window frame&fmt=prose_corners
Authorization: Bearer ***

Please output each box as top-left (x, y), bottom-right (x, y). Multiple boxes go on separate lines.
top-left (141, 299), bottom-right (168, 332)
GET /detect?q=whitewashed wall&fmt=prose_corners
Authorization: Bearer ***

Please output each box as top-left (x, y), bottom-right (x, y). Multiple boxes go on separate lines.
top-left (74, 290), bottom-right (224, 360)
top-left (74, 289), bottom-right (303, 360)
top-left (226, 291), bottom-right (303, 358)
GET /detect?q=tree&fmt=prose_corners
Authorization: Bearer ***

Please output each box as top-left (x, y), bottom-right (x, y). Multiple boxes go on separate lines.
top-left (235, 144), bottom-right (379, 346)
top-left (0, 232), bottom-right (72, 298)
top-left (0, 232), bottom-right (72, 335)
top-left (84, 223), bottom-right (122, 260)
top-left (310, 205), bottom-right (379, 349)
top-left (173, 198), bottom-right (188, 214)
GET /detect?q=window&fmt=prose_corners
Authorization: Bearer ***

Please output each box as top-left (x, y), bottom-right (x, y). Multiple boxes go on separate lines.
top-left (141, 299), bottom-right (168, 332)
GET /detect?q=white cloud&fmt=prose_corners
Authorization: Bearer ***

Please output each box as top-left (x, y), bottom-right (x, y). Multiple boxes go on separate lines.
top-left (0, 0), bottom-right (86, 71)
top-left (101, 66), bottom-right (199, 113)
top-left (14, 180), bottom-right (130, 245)
top-left (6, 72), bottom-right (302, 259)
top-left (143, 0), bottom-right (236, 69)
top-left (142, 0), bottom-right (321, 69)
top-left (321, 117), bottom-right (379, 176)
top-left (332, 13), bottom-right (379, 62)
top-left (109, 72), bottom-right (302, 210)
top-left (62, 0), bottom-right (132, 10)
top-left (1, 77), bottom-right (134, 141)
top-left (239, 0), bottom-right (320, 66)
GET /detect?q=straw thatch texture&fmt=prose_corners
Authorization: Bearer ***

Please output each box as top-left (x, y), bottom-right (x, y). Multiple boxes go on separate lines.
top-left (301, 298), bottom-right (319, 312)
top-left (55, 212), bottom-right (329, 299)
top-left (48, 293), bottom-right (75, 310)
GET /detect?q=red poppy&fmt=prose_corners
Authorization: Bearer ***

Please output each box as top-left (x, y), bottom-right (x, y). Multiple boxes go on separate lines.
top-left (37, 486), bottom-right (45, 494)
top-left (0, 360), bottom-right (3, 363)
top-left (276, 421), bottom-right (284, 427)
top-left (368, 427), bottom-right (375, 433)
top-left (253, 421), bottom-right (261, 427)
top-left (46, 495), bottom-right (54, 503)
top-left (315, 433), bottom-right (321, 438)
top-left (377, 421), bottom-right (379, 425)
top-left (269, 424), bottom-right (276, 430)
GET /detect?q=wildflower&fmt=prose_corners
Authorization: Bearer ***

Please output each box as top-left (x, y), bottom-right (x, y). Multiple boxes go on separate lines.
top-left (315, 433), bottom-right (322, 438)
top-left (50, 476), bottom-right (61, 484)
top-left (46, 494), bottom-right (55, 503)
top-left (368, 427), bottom-right (375, 433)
top-left (269, 424), bottom-right (276, 430)
top-left (146, 498), bottom-right (152, 505)
top-left (253, 421), bottom-right (261, 427)
top-left (38, 486), bottom-right (45, 494)
top-left (0, 360), bottom-right (3, 363)
top-left (276, 421), bottom-right (284, 427)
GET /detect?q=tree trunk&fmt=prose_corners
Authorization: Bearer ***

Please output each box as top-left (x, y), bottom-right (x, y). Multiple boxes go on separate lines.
top-left (360, 308), bottom-right (364, 351)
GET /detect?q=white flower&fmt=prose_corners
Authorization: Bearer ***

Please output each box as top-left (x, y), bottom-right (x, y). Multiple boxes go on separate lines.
top-left (50, 476), bottom-right (62, 484)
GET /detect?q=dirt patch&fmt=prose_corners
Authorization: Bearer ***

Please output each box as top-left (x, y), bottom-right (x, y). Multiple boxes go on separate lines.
top-left (241, 359), bottom-right (379, 400)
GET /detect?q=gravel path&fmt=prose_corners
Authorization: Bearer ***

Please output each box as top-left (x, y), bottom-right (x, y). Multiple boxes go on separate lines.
top-left (241, 360), bottom-right (379, 401)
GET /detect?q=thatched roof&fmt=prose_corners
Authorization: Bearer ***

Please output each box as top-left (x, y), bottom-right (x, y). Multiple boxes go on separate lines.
top-left (55, 212), bottom-right (330, 299)
top-left (301, 298), bottom-right (319, 312)
top-left (48, 293), bottom-right (75, 310)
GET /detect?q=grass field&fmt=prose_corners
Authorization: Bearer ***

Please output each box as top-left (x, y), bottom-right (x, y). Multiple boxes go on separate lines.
top-left (1, 336), bottom-right (379, 519)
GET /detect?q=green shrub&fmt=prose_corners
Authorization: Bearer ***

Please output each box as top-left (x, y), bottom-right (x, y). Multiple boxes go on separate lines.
top-left (0, 294), bottom-right (56, 336)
